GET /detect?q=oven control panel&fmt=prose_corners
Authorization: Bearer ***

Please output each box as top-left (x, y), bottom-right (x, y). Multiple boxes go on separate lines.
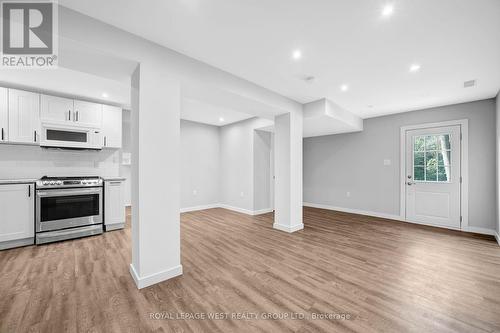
top-left (36, 178), bottom-right (103, 188)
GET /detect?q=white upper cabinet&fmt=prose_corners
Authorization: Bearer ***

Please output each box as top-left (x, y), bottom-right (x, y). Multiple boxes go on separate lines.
top-left (8, 89), bottom-right (40, 144)
top-left (0, 183), bottom-right (35, 243)
top-left (40, 94), bottom-right (74, 124)
top-left (73, 100), bottom-right (102, 128)
top-left (0, 88), bottom-right (8, 142)
top-left (102, 105), bottom-right (122, 148)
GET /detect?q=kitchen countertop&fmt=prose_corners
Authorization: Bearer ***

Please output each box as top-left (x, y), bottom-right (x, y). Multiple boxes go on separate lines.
top-left (102, 177), bottom-right (126, 181)
top-left (0, 178), bottom-right (38, 185)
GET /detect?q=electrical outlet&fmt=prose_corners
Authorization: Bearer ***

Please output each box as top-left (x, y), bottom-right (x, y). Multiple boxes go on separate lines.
top-left (383, 159), bottom-right (391, 166)
top-left (193, 189), bottom-right (197, 195)
top-left (346, 192), bottom-right (351, 198)
top-left (240, 192), bottom-right (244, 197)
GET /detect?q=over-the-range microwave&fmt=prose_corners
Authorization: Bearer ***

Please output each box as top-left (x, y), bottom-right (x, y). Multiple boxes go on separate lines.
top-left (40, 123), bottom-right (102, 150)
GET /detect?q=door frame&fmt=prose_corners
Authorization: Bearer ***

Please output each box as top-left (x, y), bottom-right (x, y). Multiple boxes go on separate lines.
top-left (399, 119), bottom-right (469, 230)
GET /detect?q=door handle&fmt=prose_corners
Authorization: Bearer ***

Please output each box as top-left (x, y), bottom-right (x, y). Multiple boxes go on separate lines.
top-left (407, 181), bottom-right (415, 186)
top-left (28, 185), bottom-right (31, 197)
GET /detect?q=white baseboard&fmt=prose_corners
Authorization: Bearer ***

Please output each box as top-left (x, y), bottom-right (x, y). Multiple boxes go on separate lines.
top-left (253, 208), bottom-right (274, 215)
top-left (219, 204), bottom-right (254, 215)
top-left (129, 263), bottom-right (183, 289)
top-left (303, 202), bottom-right (403, 222)
top-left (462, 226), bottom-right (497, 236)
top-left (180, 203), bottom-right (220, 213)
top-left (273, 223), bottom-right (304, 233)
top-left (304, 202), bottom-right (498, 238)
top-left (179, 203), bottom-right (273, 216)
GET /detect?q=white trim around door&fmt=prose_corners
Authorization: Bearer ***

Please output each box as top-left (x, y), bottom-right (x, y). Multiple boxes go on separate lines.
top-left (399, 119), bottom-right (469, 231)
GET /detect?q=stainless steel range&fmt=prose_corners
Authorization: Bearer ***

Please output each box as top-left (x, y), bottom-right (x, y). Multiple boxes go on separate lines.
top-left (35, 176), bottom-right (103, 244)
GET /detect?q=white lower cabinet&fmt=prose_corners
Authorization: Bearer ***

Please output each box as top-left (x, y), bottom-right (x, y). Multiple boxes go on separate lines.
top-left (0, 183), bottom-right (35, 250)
top-left (105, 180), bottom-right (125, 230)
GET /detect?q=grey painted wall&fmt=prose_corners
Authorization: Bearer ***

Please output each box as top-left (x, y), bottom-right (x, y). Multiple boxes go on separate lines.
top-left (220, 117), bottom-right (272, 211)
top-left (304, 99), bottom-right (496, 230)
top-left (180, 120), bottom-right (220, 209)
top-left (254, 130), bottom-right (272, 211)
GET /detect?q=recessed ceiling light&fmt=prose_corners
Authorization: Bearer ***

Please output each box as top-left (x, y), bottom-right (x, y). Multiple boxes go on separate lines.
top-left (409, 64), bottom-right (421, 72)
top-left (102, 92), bottom-right (109, 98)
top-left (219, 117), bottom-right (225, 122)
top-left (382, 4), bottom-right (394, 17)
top-left (292, 50), bottom-right (302, 60)
top-left (340, 84), bottom-right (349, 92)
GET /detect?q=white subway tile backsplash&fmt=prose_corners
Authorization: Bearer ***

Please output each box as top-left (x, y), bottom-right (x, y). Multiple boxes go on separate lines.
top-left (0, 144), bottom-right (120, 179)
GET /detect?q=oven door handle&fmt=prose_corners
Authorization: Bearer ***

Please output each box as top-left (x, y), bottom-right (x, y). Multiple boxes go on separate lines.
top-left (37, 188), bottom-right (102, 197)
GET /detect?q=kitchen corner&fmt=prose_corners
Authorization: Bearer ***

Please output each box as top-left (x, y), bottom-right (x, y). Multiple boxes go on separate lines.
top-left (0, 85), bottom-right (128, 251)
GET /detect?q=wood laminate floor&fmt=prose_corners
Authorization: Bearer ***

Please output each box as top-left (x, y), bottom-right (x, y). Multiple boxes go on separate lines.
top-left (1, 207), bottom-right (500, 333)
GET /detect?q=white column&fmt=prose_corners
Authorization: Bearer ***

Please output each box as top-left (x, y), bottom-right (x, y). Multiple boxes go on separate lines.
top-left (273, 109), bottom-right (303, 232)
top-left (129, 64), bottom-right (182, 289)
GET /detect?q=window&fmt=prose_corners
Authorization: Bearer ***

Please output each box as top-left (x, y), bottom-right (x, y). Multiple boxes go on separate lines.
top-left (413, 134), bottom-right (451, 182)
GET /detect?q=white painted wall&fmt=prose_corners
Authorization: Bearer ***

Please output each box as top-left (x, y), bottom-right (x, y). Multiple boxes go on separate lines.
top-left (130, 65), bottom-right (182, 288)
top-left (120, 110), bottom-right (131, 206)
top-left (496, 92), bottom-right (500, 235)
top-left (181, 120), bottom-right (220, 209)
top-left (274, 110), bottom-right (304, 232)
top-left (304, 99), bottom-right (496, 231)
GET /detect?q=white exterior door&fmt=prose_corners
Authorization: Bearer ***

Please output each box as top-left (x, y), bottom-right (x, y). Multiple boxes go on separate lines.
top-left (405, 125), bottom-right (461, 228)
top-left (8, 89), bottom-right (40, 144)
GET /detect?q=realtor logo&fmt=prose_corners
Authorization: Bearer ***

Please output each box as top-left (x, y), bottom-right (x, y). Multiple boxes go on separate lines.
top-left (1, 0), bottom-right (58, 68)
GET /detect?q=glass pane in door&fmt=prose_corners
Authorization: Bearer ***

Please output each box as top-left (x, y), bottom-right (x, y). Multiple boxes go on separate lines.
top-left (413, 134), bottom-right (451, 182)
top-left (40, 194), bottom-right (100, 222)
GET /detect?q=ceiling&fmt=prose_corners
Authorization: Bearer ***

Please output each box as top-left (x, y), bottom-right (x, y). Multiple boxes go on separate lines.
top-left (181, 98), bottom-right (254, 126)
top-left (0, 67), bottom-right (130, 107)
top-left (60, 0), bottom-right (500, 119)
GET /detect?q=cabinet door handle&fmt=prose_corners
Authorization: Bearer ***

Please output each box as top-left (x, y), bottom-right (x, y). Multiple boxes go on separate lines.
top-left (68, 110), bottom-right (71, 121)
top-left (34, 130), bottom-right (37, 142)
top-left (104, 136), bottom-right (107, 147)
top-left (1, 128), bottom-right (3, 141)
top-left (76, 111), bottom-right (79, 122)
top-left (28, 185), bottom-right (31, 197)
